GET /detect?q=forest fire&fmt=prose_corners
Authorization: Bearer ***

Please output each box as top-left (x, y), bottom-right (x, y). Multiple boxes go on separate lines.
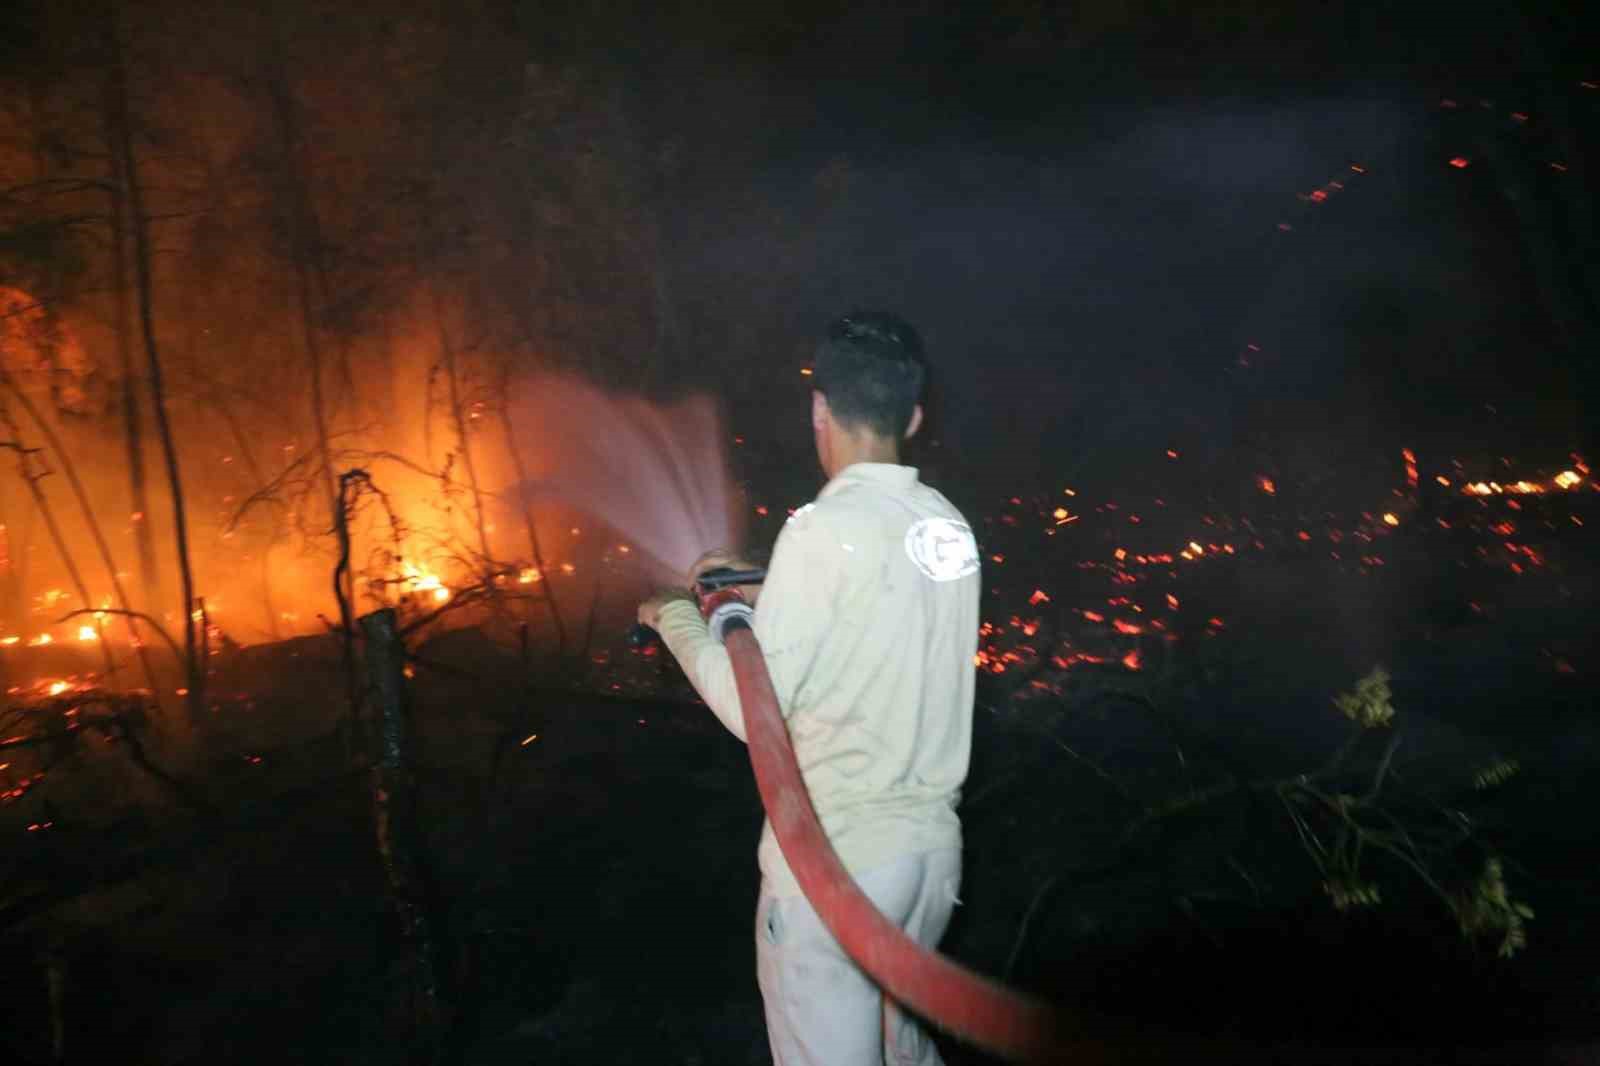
top-left (0, 3), bottom-right (1593, 1055)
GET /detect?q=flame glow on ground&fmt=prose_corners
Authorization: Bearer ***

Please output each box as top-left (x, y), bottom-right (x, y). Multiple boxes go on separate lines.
top-left (571, 445), bottom-right (1597, 702)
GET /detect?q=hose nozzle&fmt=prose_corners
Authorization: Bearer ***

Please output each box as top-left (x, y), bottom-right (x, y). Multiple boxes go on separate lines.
top-left (698, 586), bottom-right (754, 643)
top-left (625, 565), bottom-right (767, 649)
top-left (695, 566), bottom-right (764, 644)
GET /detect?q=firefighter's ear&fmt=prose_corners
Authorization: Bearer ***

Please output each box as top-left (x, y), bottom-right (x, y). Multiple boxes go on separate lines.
top-left (811, 390), bottom-right (829, 432)
top-left (904, 404), bottom-right (923, 441)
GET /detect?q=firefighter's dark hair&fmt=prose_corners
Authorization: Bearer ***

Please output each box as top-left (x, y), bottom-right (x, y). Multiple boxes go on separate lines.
top-left (812, 311), bottom-right (925, 438)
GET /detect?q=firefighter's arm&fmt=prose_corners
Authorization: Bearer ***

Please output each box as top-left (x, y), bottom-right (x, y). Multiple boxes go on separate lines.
top-left (655, 513), bottom-right (838, 741)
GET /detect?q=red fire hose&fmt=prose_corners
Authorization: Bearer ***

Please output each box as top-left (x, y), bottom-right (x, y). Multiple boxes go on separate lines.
top-left (722, 619), bottom-right (1066, 1061)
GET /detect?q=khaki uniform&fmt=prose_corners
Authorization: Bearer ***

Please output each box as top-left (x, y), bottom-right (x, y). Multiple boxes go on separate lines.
top-left (657, 462), bottom-right (980, 1065)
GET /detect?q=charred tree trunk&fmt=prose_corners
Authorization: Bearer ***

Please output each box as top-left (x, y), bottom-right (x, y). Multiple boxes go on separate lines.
top-left (266, 75), bottom-right (339, 526)
top-left (0, 370), bottom-right (158, 694)
top-left (0, 405), bottom-right (116, 681)
top-left (7, 480), bottom-right (36, 632)
top-left (101, 68), bottom-right (162, 624)
top-left (262, 31), bottom-right (355, 642)
top-left (361, 607), bottom-right (448, 1061)
top-left (497, 368), bottom-right (567, 658)
top-left (431, 289), bottom-right (494, 569)
top-left (106, 18), bottom-right (201, 722)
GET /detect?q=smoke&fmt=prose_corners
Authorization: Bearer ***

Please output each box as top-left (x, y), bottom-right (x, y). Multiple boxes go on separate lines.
top-left (506, 374), bottom-right (744, 584)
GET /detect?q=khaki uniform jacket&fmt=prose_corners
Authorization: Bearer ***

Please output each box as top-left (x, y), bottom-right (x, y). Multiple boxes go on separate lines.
top-left (657, 462), bottom-right (981, 897)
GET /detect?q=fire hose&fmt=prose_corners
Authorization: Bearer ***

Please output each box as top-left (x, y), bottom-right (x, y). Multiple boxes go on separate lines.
top-left (633, 569), bottom-right (1066, 1061)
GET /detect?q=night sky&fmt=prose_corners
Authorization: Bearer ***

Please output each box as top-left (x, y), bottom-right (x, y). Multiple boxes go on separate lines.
top-left (512, 1), bottom-right (1598, 504)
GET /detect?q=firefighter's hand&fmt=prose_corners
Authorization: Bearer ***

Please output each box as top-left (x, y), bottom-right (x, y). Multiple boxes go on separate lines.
top-left (689, 549), bottom-right (763, 606)
top-left (637, 587), bottom-right (694, 631)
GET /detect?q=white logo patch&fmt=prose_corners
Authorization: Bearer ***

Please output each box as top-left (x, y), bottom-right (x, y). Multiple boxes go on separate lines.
top-left (904, 517), bottom-right (979, 582)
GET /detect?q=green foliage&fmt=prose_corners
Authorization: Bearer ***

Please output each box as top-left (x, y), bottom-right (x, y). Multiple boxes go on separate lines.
top-left (1323, 876), bottom-right (1382, 910)
top-left (1455, 857), bottom-right (1534, 958)
top-left (1473, 758), bottom-right (1520, 791)
top-left (1283, 667), bottom-right (1531, 956)
top-left (1332, 666), bottom-right (1394, 729)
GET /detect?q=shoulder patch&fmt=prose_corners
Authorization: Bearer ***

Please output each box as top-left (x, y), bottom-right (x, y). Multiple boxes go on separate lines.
top-left (903, 517), bottom-right (979, 582)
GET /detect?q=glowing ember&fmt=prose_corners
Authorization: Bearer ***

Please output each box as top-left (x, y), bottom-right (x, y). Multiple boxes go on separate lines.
top-left (1555, 470), bottom-right (1581, 489)
top-left (47, 681), bottom-right (68, 696)
top-left (1382, 513), bottom-right (1400, 526)
top-left (1258, 476), bottom-right (1276, 495)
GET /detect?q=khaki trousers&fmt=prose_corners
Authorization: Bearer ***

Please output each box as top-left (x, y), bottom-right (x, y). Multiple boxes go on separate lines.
top-left (756, 848), bottom-right (962, 1066)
